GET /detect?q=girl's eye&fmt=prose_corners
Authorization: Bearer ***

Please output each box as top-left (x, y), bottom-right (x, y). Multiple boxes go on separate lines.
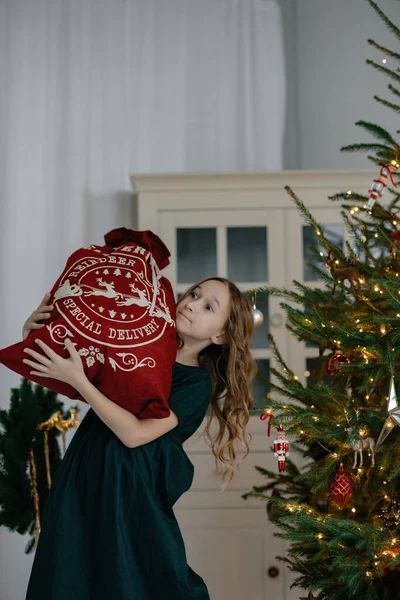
top-left (191, 292), bottom-right (197, 299)
top-left (206, 304), bottom-right (213, 312)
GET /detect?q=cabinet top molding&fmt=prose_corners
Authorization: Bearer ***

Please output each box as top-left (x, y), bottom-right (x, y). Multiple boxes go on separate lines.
top-left (130, 170), bottom-right (376, 193)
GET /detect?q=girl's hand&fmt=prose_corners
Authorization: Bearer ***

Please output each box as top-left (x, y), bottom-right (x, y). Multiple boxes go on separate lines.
top-left (22, 293), bottom-right (54, 340)
top-left (22, 338), bottom-right (86, 389)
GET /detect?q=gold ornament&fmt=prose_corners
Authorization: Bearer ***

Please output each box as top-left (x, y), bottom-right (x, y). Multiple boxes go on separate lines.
top-left (29, 449), bottom-right (41, 545)
top-left (55, 409), bottom-right (81, 454)
top-left (251, 294), bottom-right (264, 328)
top-left (376, 377), bottom-right (400, 447)
top-left (37, 411), bottom-right (61, 488)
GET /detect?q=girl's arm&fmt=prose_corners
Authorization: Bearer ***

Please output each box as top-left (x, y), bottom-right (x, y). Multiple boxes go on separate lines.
top-left (23, 338), bottom-right (178, 448)
top-left (73, 376), bottom-right (178, 448)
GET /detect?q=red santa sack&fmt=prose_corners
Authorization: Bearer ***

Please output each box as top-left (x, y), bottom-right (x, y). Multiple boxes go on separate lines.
top-left (0, 228), bottom-right (177, 419)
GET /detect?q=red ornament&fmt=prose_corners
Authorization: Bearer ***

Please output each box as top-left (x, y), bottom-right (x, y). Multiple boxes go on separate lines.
top-left (327, 352), bottom-right (350, 375)
top-left (383, 548), bottom-right (400, 592)
top-left (274, 426), bottom-right (289, 473)
top-left (260, 411), bottom-right (274, 436)
top-left (366, 162), bottom-right (399, 210)
top-left (390, 231), bottom-right (400, 258)
top-left (330, 464), bottom-right (353, 509)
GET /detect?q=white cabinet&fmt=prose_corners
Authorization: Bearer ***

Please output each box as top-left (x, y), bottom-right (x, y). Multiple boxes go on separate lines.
top-left (131, 170), bottom-right (374, 600)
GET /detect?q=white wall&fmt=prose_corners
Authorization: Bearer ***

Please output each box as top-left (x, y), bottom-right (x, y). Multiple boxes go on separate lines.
top-left (292, 0), bottom-right (400, 170)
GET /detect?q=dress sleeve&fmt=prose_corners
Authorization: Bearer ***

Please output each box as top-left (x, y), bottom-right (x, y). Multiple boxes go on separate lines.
top-left (169, 370), bottom-right (212, 430)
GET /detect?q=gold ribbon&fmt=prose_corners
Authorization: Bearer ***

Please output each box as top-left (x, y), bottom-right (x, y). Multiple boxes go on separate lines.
top-left (29, 449), bottom-right (41, 545)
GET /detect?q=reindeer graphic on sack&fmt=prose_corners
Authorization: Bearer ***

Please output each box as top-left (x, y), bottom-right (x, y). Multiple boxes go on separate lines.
top-left (0, 228), bottom-right (177, 419)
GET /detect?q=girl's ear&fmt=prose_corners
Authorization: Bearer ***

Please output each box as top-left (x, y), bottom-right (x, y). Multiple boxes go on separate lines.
top-left (211, 331), bottom-right (227, 346)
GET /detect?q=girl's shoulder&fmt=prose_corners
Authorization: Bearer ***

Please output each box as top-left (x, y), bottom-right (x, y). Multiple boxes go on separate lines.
top-left (172, 362), bottom-right (211, 388)
top-left (170, 364), bottom-right (212, 431)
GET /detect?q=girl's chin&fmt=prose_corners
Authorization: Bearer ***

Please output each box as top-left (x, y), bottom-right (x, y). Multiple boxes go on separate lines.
top-left (176, 313), bottom-right (191, 326)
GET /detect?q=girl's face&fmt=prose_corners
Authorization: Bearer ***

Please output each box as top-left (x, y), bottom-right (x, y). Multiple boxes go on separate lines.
top-left (176, 280), bottom-right (231, 345)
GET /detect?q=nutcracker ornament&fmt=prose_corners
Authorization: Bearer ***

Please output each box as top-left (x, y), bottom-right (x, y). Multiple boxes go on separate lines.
top-left (366, 161), bottom-right (399, 210)
top-left (274, 425), bottom-right (290, 473)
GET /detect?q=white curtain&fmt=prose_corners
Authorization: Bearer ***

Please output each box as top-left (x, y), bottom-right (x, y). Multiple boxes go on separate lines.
top-left (0, 1), bottom-right (285, 597)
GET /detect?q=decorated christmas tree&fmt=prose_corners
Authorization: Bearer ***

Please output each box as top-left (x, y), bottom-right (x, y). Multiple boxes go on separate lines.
top-left (245, 1), bottom-right (400, 598)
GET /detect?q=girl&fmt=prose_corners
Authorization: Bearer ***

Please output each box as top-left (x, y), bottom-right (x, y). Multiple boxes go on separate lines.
top-left (23, 277), bottom-right (256, 600)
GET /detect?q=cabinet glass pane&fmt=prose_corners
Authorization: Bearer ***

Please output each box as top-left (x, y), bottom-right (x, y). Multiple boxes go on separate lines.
top-left (253, 359), bottom-right (270, 409)
top-left (177, 228), bottom-right (217, 283)
top-left (227, 227), bottom-right (268, 282)
top-left (303, 224), bottom-right (344, 281)
top-left (249, 295), bottom-right (269, 349)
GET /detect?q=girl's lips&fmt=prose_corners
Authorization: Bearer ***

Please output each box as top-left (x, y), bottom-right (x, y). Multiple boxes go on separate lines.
top-left (178, 311), bottom-right (191, 323)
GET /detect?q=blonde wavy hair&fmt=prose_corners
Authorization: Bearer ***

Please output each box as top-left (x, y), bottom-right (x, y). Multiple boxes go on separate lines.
top-left (177, 277), bottom-right (257, 484)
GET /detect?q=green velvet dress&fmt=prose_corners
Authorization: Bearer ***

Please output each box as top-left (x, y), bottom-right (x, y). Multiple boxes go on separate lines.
top-left (26, 363), bottom-right (212, 600)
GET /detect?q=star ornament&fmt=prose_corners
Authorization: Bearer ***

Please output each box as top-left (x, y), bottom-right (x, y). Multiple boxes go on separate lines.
top-left (376, 376), bottom-right (400, 447)
top-left (299, 592), bottom-right (320, 600)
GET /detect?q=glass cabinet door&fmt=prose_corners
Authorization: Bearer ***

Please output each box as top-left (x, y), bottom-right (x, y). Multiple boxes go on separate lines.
top-left (160, 209), bottom-right (286, 413)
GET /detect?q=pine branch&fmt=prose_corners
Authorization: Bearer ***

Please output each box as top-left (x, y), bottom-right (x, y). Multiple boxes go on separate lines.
top-left (374, 96), bottom-right (400, 114)
top-left (340, 143), bottom-right (394, 154)
top-left (388, 84), bottom-right (400, 98)
top-left (367, 59), bottom-right (400, 85)
top-left (354, 121), bottom-right (398, 146)
top-left (368, 38), bottom-right (400, 61)
top-left (367, 0), bottom-right (400, 42)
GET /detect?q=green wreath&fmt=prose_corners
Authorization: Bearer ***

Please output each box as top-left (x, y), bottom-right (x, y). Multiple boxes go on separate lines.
top-left (0, 378), bottom-right (78, 553)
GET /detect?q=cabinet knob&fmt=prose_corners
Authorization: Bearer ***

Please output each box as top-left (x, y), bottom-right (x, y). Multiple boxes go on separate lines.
top-left (267, 566), bottom-right (280, 578)
top-left (270, 313), bottom-right (283, 327)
